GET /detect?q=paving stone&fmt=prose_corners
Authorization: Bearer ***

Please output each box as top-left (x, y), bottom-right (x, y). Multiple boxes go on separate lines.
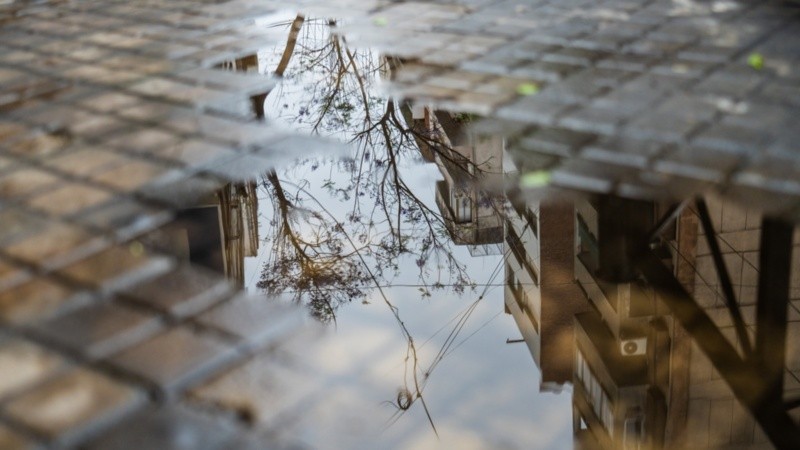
top-left (2, 223), bottom-right (108, 271)
top-left (3, 130), bottom-right (72, 159)
top-left (548, 159), bottom-right (631, 194)
top-left (102, 129), bottom-right (184, 157)
top-left (541, 46), bottom-right (610, 67)
top-left (558, 106), bottom-right (631, 135)
top-left (0, 209), bottom-right (48, 247)
top-left (0, 278), bottom-right (91, 326)
top-left (588, 89), bottom-right (651, 118)
top-left (121, 265), bottom-right (234, 319)
top-left (0, 258), bottom-right (30, 292)
top-left (624, 39), bottom-right (686, 58)
top-left (623, 111), bottom-right (705, 143)
top-left (691, 124), bottom-right (774, 155)
top-left (652, 60), bottom-right (717, 80)
top-left (0, 339), bottom-right (65, 400)
top-left (41, 148), bottom-right (132, 178)
top-left (30, 301), bottom-right (162, 359)
top-left (515, 127), bottom-right (595, 158)
top-left (158, 139), bottom-right (240, 168)
top-left (596, 52), bottom-right (657, 72)
top-left (189, 350), bottom-right (320, 427)
top-left (0, 424), bottom-right (36, 450)
top-left (200, 153), bottom-right (275, 181)
top-left (82, 405), bottom-right (250, 450)
top-left (580, 136), bottom-right (664, 169)
top-left (654, 145), bottom-right (743, 183)
top-left (89, 158), bottom-right (175, 191)
top-left (195, 294), bottom-right (304, 349)
top-left (511, 60), bottom-right (580, 82)
top-left (137, 174), bottom-right (227, 209)
top-left (106, 326), bottom-right (239, 394)
top-left (75, 198), bottom-right (174, 240)
top-left (692, 67), bottom-right (764, 98)
top-left (0, 168), bottom-right (60, 202)
top-left (176, 67), bottom-right (276, 94)
top-left (27, 182), bottom-right (114, 217)
top-left (496, 96), bottom-right (573, 126)
top-left (2, 368), bottom-right (143, 446)
top-left (58, 246), bottom-right (173, 293)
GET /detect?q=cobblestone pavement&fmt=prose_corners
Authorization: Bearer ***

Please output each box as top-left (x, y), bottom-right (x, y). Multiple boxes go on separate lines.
top-left (2, 0), bottom-right (800, 447)
top-left (0, 1), bottom-right (334, 448)
top-left (286, 0), bottom-right (800, 219)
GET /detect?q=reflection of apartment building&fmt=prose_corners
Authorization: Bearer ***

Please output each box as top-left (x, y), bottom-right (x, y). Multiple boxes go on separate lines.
top-left (410, 106), bottom-right (504, 256)
top-left (662, 195), bottom-right (793, 449)
top-left (145, 182), bottom-right (259, 287)
top-left (572, 194), bottom-right (797, 449)
top-left (572, 197), bottom-right (670, 450)
top-left (503, 180), bottom-right (590, 390)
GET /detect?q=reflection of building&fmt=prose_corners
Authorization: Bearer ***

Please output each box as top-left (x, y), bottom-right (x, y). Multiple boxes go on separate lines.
top-left (145, 182), bottom-right (259, 287)
top-left (503, 152), bottom-right (589, 390)
top-left (572, 197), bottom-right (670, 449)
top-left (571, 194), bottom-right (796, 449)
top-left (662, 196), bottom-right (790, 449)
top-left (410, 106), bottom-right (504, 256)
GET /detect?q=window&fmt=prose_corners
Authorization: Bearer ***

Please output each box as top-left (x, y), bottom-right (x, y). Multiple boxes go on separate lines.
top-left (576, 349), bottom-right (614, 437)
top-left (511, 200), bottom-right (538, 237)
top-left (451, 190), bottom-right (472, 223)
top-left (506, 222), bottom-right (539, 286)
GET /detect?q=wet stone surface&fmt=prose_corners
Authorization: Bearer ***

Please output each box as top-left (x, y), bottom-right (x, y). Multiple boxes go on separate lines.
top-left (1, 0), bottom-right (800, 449)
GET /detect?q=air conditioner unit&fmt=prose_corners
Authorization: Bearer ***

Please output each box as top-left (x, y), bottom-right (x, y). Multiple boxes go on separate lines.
top-left (620, 338), bottom-right (647, 356)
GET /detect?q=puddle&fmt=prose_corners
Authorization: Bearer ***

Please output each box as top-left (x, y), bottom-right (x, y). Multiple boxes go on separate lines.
top-left (2, 6), bottom-right (799, 449)
top-left (134, 16), bottom-right (800, 449)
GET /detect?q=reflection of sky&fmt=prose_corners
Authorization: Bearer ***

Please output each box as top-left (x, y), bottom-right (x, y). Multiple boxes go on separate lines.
top-left (240, 17), bottom-right (574, 449)
top-left (246, 158), bottom-right (573, 449)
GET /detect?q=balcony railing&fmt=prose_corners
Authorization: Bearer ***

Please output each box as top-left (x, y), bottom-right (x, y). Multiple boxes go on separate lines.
top-left (506, 220), bottom-right (539, 286)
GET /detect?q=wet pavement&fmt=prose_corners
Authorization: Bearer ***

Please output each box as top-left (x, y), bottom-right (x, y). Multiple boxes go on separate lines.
top-left (2, 0), bottom-right (800, 449)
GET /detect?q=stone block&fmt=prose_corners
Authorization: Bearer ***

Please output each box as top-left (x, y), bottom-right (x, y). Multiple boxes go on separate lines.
top-left (517, 127), bottom-right (595, 158)
top-left (106, 326), bottom-right (238, 394)
top-left (27, 182), bottom-right (113, 217)
top-left (496, 97), bottom-right (572, 126)
top-left (0, 258), bottom-right (29, 292)
top-left (89, 158), bottom-right (174, 192)
top-left (82, 405), bottom-right (250, 450)
top-left (3, 223), bottom-right (108, 271)
top-left (0, 424), bottom-right (36, 450)
top-left (0, 209), bottom-right (48, 247)
top-left (691, 124), bottom-right (773, 156)
top-left (75, 198), bottom-right (173, 240)
top-left (195, 294), bottom-right (304, 349)
top-left (2, 369), bottom-right (143, 446)
top-left (42, 148), bottom-right (131, 178)
top-left (0, 339), bottom-right (65, 400)
top-left (29, 301), bottom-right (162, 359)
top-left (558, 106), bottom-right (629, 136)
top-left (136, 175), bottom-right (226, 210)
top-left (121, 265), bottom-right (233, 319)
top-left (58, 246), bottom-right (173, 293)
top-left (655, 145), bottom-right (741, 183)
top-left (189, 351), bottom-right (319, 427)
top-left (0, 168), bottom-right (60, 201)
top-left (0, 278), bottom-right (90, 325)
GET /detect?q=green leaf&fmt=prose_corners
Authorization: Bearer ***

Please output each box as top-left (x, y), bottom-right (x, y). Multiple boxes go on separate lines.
top-left (747, 52), bottom-right (764, 70)
top-left (373, 17), bottom-right (388, 27)
top-left (520, 170), bottom-right (552, 188)
top-left (516, 82), bottom-right (539, 96)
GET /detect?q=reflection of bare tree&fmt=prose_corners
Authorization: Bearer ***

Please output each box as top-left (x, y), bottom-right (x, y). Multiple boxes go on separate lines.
top-left (255, 19), bottom-right (478, 323)
top-left (258, 171), bottom-right (372, 322)
top-left (251, 17), bottom-right (510, 434)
